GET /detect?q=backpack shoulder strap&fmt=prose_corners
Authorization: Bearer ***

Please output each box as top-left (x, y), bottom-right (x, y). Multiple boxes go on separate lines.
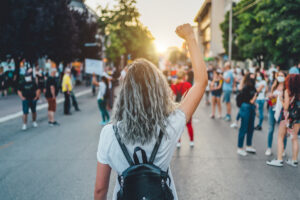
top-left (149, 130), bottom-right (164, 164)
top-left (113, 125), bottom-right (134, 166)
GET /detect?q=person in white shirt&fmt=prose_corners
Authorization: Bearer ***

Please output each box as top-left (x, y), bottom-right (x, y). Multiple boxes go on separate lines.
top-left (94, 24), bottom-right (208, 200)
top-left (255, 72), bottom-right (267, 130)
top-left (93, 74), bottom-right (110, 125)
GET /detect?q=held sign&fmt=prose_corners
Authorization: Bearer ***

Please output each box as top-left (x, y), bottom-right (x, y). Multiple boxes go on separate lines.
top-left (85, 59), bottom-right (103, 76)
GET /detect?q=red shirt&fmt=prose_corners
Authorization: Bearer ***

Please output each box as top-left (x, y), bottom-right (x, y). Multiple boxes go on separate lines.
top-left (171, 81), bottom-right (192, 96)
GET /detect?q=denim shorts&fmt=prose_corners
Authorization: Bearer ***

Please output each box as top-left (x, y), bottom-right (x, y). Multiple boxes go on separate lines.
top-left (223, 90), bottom-right (232, 103)
top-left (22, 100), bottom-right (37, 114)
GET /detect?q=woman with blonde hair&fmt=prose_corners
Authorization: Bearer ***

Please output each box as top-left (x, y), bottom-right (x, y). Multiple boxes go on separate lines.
top-left (94, 24), bottom-right (208, 200)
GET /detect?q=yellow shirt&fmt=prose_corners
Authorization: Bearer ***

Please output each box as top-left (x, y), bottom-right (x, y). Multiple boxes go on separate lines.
top-left (62, 74), bottom-right (72, 92)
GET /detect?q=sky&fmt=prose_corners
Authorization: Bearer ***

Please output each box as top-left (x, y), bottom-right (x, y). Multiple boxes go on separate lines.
top-left (85, 0), bottom-right (204, 52)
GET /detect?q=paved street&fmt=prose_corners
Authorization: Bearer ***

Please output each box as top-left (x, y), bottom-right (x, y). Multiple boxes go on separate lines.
top-left (0, 92), bottom-right (299, 200)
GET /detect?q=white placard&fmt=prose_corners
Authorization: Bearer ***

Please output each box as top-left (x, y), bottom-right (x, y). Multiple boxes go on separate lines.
top-left (85, 59), bottom-right (103, 76)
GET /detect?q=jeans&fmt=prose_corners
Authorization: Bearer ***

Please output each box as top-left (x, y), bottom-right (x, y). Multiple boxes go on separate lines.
top-left (238, 103), bottom-right (256, 148)
top-left (70, 91), bottom-right (79, 110)
top-left (256, 99), bottom-right (265, 127)
top-left (223, 90), bottom-right (232, 103)
top-left (22, 99), bottom-right (37, 114)
top-left (98, 99), bottom-right (110, 122)
top-left (267, 107), bottom-right (287, 149)
top-left (64, 92), bottom-right (70, 114)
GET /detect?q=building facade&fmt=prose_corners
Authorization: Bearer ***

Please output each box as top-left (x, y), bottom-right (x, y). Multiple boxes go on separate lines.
top-left (194, 0), bottom-right (240, 63)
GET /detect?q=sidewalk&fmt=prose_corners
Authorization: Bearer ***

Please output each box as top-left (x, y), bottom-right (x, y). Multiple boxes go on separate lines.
top-left (0, 85), bottom-right (92, 122)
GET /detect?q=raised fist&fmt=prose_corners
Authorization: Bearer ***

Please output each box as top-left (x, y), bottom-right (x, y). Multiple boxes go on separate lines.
top-left (175, 24), bottom-right (195, 40)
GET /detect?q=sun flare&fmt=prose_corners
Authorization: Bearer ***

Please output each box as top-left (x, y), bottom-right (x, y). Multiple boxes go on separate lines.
top-left (155, 41), bottom-right (167, 53)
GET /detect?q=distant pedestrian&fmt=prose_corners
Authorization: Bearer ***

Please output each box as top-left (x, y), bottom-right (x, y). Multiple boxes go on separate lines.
top-left (35, 65), bottom-right (46, 101)
top-left (45, 68), bottom-right (59, 126)
top-left (205, 65), bottom-right (213, 105)
top-left (94, 24), bottom-right (208, 200)
top-left (4, 65), bottom-right (15, 93)
top-left (92, 74), bottom-right (110, 125)
top-left (186, 64), bottom-right (194, 85)
top-left (171, 71), bottom-right (194, 147)
top-left (0, 66), bottom-right (5, 97)
top-left (62, 68), bottom-right (72, 115)
top-left (255, 72), bottom-right (267, 131)
top-left (265, 71), bottom-right (287, 156)
top-left (222, 62), bottom-right (234, 121)
top-left (267, 74), bottom-right (300, 167)
top-left (17, 68), bottom-right (40, 130)
top-left (210, 69), bottom-right (223, 119)
top-left (237, 73), bottom-right (257, 156)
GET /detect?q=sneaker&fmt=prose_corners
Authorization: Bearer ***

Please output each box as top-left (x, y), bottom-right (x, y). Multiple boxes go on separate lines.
top-left (246, 146), bottom-right (256, 153)
top-left (100, 121), bottom-right (107, 126)
top-left (52, 121), bottom-right (60, 126)
top-left (224, 115), bottom-right (231, 122)
top-left (32, 121), bottom-right (38, 128)
top-left (285, 159), bottom-right (298, 167)
top-left (22, 124), bottom-right (27, 131)
top-left (217, 115), bottom-right (222, 119)
top-left (176, 142), bottom-right (181, 148)
top-left (230, 123), bottom-right (238, 129)
top-left (210, 115), bottom-right (215, 119)
top-left (75, 108), bottom-right (81, 112)
top-left (265, 148), bottom-right (272, 156)
top-left (254, 125), bottom-right (262, 131)
top-left (237, 149), bottom-right (247, 156)
top-left (190, 142), bottom-right (194, 147)
top-left (48, 121), bottom-right (54, 127)
top-left (267, 159), bottom-right (283, 167)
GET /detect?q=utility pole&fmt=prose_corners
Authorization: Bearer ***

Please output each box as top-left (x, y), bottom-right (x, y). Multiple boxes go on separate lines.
top-left (228, 0), bottom-right (233, 66)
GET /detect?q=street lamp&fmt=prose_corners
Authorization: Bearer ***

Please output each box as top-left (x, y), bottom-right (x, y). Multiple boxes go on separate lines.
top-left (228, 0), bottom-right (233, 66)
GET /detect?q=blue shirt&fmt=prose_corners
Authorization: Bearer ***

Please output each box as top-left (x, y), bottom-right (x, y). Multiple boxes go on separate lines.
top-left (223, 70), bottom-right (234, 91)
top-left (289, 66), bottom-right (299, 74)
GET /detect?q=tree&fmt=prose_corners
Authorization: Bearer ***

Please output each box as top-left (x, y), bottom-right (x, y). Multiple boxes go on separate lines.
top-left (43, 0), bottom-right (80, 66)
top-left (255, 0), bottom-right (300, 67)
top-left (168, 48), bottom-right (187, 65)
top-left (220, 0), bottom-right (300, 68)
top-left (98, 0), bottom-right (158, 65)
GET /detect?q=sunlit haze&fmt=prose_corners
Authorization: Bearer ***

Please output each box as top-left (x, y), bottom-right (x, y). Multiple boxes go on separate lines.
top-left (85, 0), bottom-right (204, 49)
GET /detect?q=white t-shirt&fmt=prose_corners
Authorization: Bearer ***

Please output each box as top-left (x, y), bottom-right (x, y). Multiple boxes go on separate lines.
top-left (102, 72), bottom-right (112, 89)
top-left (256, 80), bottom-right (267, 100)
top-left (97, 109), bottom-right (186, 200)
top-left (97, 82), bottom-right (106, 100)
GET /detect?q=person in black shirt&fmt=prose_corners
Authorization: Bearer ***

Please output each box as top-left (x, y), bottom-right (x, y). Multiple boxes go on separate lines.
top-left (237, 73), bottom-right (257, 156)
top-left (0, 67), bottom-right (5, 97)
top-left (45, 68), bottom-right (59, 126)
top-left (17, 68), bottom-right (40, 131)
top-left (35, 65), bottom-right (46, 97)
top-left (4, 66), bottom-right (15, 93)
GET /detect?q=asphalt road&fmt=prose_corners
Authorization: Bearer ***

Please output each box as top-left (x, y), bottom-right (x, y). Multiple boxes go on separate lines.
top-left (0, 92), bottom-right (299, 200)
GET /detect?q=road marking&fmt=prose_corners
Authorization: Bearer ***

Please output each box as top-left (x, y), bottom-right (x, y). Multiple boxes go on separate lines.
top-left (0, 89), bottom-right (91, 124)
top-left (0, 142), bottom-right (13, 150)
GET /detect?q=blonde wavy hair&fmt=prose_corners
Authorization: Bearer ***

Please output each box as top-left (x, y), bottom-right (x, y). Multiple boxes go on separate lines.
top-left (112, 58), bottom-right (177, 145)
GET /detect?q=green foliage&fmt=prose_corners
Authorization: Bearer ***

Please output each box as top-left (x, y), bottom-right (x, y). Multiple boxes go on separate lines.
top-left (0, 0), bottom-right (99, 66)
top-left (220, 0), bottom-right (300, 68)
top-left (168, 48), bottom-right (187, 65)
top-left (98, 0), bottom-right (158, 65)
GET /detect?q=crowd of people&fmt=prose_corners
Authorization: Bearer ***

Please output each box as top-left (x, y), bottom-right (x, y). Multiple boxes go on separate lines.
top-left (0, 60), bottom-right (86, 130)
top-left (161, 60), bottom-right (300, 168)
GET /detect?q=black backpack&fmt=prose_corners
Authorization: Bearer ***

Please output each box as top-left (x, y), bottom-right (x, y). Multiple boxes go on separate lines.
top-left (113, 125), bottom-right (174, 200)
top-left (175, 84), bottom-right (184, 102)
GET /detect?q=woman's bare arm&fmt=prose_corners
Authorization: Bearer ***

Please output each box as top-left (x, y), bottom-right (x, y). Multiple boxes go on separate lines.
top-left (176, 24), bottom-right (208, 122)
top-left (94, 162), bottom-right (111, 200)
